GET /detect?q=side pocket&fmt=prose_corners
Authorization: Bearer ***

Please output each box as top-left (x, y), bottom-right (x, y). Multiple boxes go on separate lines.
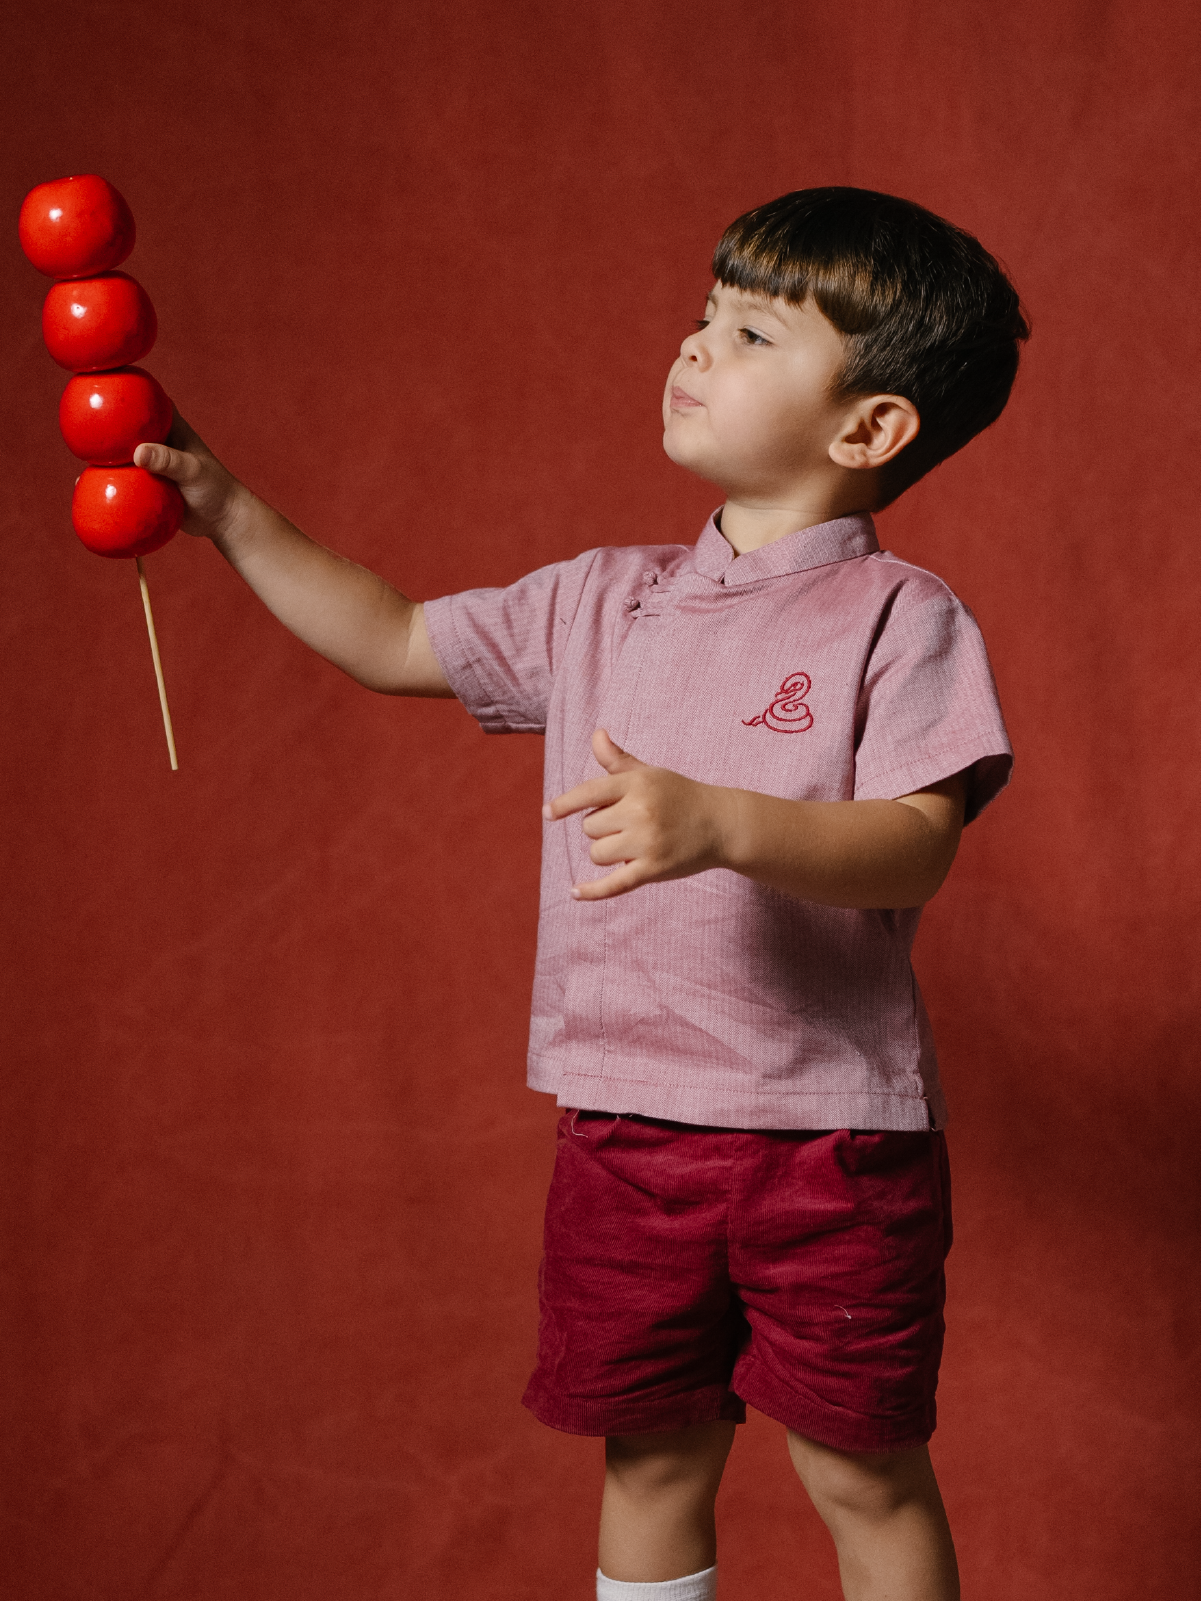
top-left (565, 1109), bottom-right (623, 1144)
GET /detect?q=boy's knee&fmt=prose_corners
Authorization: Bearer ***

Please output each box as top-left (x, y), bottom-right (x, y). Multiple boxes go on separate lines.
top-left (787, 1431), bottom-right (936, 1523)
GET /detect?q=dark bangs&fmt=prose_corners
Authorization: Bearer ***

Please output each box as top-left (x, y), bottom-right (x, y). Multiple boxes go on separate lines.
top-left (712, 188), bottom-right (1029, 503)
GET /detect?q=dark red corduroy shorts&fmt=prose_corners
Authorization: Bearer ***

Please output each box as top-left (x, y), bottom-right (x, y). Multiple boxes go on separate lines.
top-left (522, 1110), bottom-right (952, 1454)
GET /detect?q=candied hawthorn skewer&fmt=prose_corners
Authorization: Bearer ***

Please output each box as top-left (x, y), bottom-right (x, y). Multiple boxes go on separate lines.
top-left (19, 173), bottom-right (181, 768)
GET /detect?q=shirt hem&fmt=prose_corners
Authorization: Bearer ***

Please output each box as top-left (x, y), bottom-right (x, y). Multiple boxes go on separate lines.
top-left (530, 1063), bottom-right (945, 1131)
top-left (855, 741), bottom-right (1012, 823)
top-left (424, 593), bottom-right (547, 734)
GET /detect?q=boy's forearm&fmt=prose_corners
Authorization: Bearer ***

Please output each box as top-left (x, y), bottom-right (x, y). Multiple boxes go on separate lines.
top-left (554, 734), bottom-right (966, 907)
top-left (714, 784), bottom-right (964, 910)
top-left (213, 488), bottom-right (444, 694)
top-left (134, 418), bottom-right (452, 697)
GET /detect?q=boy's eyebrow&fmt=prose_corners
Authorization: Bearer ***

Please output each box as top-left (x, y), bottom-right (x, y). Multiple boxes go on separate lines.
top-left (708, 287), bottom-right (789, 322)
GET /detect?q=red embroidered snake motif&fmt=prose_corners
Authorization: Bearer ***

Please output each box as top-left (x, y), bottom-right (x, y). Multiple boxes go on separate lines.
top-left (743, 671), bottom-right (814, 733)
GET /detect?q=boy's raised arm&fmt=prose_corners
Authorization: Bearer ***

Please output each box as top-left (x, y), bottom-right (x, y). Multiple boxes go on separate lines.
top-left (133, 415), bottom-right (453, 698)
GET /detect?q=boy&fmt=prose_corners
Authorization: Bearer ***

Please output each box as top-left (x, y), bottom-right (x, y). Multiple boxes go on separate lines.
top-left (136, 187), bottom-right (1026, 1601)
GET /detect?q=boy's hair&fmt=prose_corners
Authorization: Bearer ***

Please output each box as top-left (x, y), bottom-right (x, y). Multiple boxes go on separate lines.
top-left (713, 187), bottom-right (1029, 504)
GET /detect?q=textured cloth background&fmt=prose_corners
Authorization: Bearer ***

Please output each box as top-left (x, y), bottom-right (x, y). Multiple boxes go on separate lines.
top-left (2, 2), bottom-right (1199, 1598)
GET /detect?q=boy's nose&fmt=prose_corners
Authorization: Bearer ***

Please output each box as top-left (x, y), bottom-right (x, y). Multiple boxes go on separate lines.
top-left (679, 329), bottom-right (708, 365)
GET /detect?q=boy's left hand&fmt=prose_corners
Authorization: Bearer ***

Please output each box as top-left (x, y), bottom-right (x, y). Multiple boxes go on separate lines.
top-left (544, 729), bottom-right (728, 901)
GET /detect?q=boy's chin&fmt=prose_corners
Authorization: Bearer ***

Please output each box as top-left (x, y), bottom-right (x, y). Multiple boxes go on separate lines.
top-left (661, 431), bottom-right (731, 489)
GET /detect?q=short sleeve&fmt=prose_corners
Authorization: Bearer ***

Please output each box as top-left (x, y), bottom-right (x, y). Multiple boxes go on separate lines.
top-left (853, 576), bottom-right (1012, 823)
top-left (423, 550), bottom-right (598, 734)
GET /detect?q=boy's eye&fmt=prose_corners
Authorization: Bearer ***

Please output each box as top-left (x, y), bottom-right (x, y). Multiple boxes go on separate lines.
top-left (739, 327), bottom-right (769, 346)
top-left (694, 319), bottom-right (710, 331)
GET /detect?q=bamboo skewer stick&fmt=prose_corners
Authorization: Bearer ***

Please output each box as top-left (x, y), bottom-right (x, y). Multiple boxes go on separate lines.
top-left (136, 557), bottom-right (178, 771)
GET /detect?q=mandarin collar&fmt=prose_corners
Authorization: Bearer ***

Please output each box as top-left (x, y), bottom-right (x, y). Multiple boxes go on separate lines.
top-left (692, 511), bottom-right (878, 585)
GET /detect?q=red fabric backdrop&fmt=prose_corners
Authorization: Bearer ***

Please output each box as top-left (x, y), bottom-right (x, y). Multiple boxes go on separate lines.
top-left (3, 2), bottom-right (1198, 1596)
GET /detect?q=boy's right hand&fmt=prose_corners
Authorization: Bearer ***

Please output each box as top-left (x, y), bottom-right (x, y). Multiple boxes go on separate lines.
top-left (133, 412), bottom-right (252, 547)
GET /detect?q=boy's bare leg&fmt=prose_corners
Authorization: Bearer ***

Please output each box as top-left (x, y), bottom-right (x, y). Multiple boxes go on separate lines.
top-left (787, 1432), bottom-right (960, 1601)
top-left (598, 1421), bottom-right (736, 1582)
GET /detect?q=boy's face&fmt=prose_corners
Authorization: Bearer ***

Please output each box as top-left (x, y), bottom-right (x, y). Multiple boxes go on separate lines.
top-left (662, 284), bottom-right (852, 500)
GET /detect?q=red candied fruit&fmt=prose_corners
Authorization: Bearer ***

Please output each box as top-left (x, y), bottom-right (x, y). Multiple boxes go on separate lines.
top-left (42, 272), bottom-right (157, 373)
top-left (71, 465), bottom-right (183, 558)
top-left (59, 368), bottom-right (173, 465)
top-left (18, 174), bottom-right (136, 279)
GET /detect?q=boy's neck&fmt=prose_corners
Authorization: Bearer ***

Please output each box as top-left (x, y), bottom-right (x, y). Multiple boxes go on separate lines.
top-left (718, 492), bottom-right (875, 555)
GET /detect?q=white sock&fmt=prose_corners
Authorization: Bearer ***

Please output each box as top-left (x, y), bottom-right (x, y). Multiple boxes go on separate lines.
top-left (596, 1565), bottom-right (717, 1601)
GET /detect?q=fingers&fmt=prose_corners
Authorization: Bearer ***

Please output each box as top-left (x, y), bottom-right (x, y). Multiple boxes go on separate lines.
top-left (132, 440), bottom-right (202, 482)
top-left (166, 409), bottom-right (217, 459)
top-left (134, 409), bottom-right (211, 478)
top-left (546, 736), bottom-right (661, 901)
top-left (571, 863), bottom-right (646, 901)
top-left (591, 727), bottom-right (643, 774)
top-left (544, 732), bottom-right (646, 819)
top-left (543, 775), bottom-right (624, 821)
top-left (129, 412), bottom-right (244, 539)
top-left (581, 807), bottom-right (626, 841)
top-left (586, 830), bottom-right (637, 864)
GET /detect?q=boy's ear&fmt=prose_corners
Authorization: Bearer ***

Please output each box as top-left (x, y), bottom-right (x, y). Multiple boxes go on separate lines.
top-left (829, 394), bottom-right (920, 472)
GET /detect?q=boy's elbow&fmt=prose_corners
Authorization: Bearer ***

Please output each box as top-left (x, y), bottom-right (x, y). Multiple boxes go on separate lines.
top-left (887, 856), bottom-right (956, 910)
top-left (887, 776), bottom-right (967, 907)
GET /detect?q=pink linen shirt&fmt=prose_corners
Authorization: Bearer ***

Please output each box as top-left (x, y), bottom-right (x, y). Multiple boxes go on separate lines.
top-left (424, 513), bottom-right (1011, 1132)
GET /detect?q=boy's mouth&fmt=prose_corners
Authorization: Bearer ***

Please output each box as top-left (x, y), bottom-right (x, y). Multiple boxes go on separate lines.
top-left (670, 386), bottom-right (703, 409)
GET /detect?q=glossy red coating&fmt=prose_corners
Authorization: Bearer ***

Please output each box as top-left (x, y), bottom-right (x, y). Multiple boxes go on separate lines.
top-left (42, 272), bottom-right (157, 372)
top-left (71, 466), bottom-right (183, 558)
top-left (59, 367), bottom-right (173, 465)
top-left (18, 175), bottom-right (135, 279)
